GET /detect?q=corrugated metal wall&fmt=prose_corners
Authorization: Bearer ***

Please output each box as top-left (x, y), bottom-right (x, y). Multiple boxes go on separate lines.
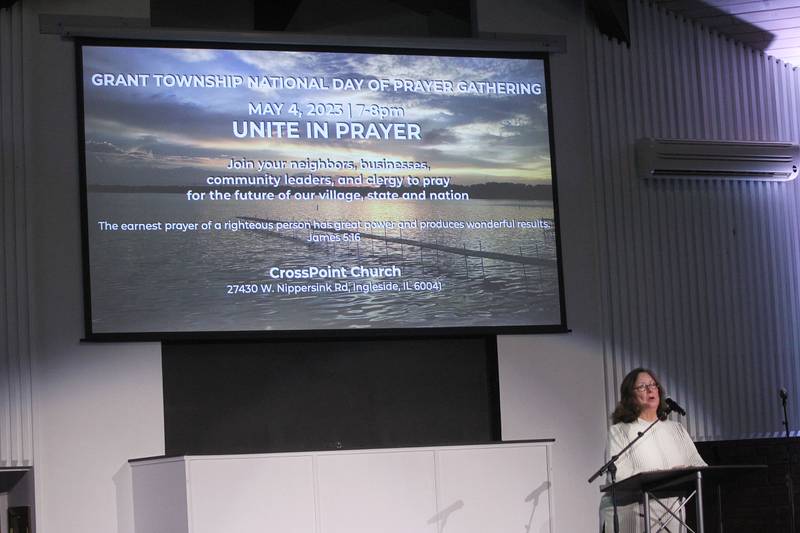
top-left (0, 3), bottom-right (34, 466)
top-left (2, 0), bottom-right (797, 464)
top-left (588, 0), bottom-right (800, 440)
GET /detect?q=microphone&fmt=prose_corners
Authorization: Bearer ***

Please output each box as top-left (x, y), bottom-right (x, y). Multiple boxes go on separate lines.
top-left (665, 397), bottom-right (686, 416)
top-left (780, 388), bottom-right (789, 402)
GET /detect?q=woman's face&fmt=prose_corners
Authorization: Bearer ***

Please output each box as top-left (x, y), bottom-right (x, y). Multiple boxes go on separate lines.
top-left (633, 372), bottom-right (660, 413)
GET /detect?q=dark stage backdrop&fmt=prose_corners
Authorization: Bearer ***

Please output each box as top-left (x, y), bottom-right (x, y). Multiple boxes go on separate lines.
top-left (162, 337), bottom-right (500, 455)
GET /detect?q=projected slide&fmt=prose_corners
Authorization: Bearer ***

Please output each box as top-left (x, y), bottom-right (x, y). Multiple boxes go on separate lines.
top-left (79, 42), bottom-right (564, 335)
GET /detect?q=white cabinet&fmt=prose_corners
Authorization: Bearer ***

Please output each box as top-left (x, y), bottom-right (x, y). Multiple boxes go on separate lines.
top-left (316, 450), bottom-right (438, 533)
top-left (435, 445), bottom-right (552, 533)
top-left (131, 442), bottom-right (553, 533)
top-left (189, 456), bottom-right (316, 533)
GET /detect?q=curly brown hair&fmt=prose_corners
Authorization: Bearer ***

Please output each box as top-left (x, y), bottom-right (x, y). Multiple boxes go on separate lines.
top-left (610, 368), bottom-right (669, 424)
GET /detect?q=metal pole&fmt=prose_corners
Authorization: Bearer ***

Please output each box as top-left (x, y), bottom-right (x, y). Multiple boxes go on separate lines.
top-left (609, 463), bottom-right (620, 533)
top-left (782, 394), bottom-right (797, 533)
top-left (696, 471), bottom-right (705, 533)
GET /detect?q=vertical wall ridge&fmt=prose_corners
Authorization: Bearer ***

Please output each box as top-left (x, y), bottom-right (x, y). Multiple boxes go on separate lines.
top-left (0, 3), bottom-right (34, 466)
top-left (590, 0), bottom-right (800, 440)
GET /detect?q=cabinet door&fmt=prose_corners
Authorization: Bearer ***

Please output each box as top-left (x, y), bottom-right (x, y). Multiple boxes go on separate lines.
top-left (435, 445), bottom-right (552, 533)
top-left (316, 451), bottom-right (438, 533)
top-left (132, 460), bottom-right (190, 533)
top-left (187, 456), bottom-right (316, 533)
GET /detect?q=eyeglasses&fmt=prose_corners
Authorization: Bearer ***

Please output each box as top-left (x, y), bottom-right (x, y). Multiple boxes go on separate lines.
top-left (633, 382), bottom-right (658, 392)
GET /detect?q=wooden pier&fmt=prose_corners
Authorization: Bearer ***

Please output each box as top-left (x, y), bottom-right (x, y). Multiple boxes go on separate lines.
top-left (238, 216), bottom-right (557, 269)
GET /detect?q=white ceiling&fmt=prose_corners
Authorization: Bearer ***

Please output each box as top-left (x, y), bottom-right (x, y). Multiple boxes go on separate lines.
top-left (654, 0), bottom-right (800, 67)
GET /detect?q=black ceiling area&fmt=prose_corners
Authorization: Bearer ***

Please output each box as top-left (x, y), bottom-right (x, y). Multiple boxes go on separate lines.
top-left (150, 0), bottom-right (473, 37)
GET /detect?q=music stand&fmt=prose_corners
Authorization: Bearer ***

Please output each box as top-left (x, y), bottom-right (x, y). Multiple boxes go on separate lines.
top-left (601, 465), bottom-right (766, 533)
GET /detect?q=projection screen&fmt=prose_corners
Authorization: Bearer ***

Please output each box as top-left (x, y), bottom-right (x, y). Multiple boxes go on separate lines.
top-left (78, 39), bottom-right (566, 338)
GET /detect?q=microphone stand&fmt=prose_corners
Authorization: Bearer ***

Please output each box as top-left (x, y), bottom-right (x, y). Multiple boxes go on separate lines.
top-left (781, 392), bottom-right (796, 533)
top-left (588, 416), bottom-right (664, 533)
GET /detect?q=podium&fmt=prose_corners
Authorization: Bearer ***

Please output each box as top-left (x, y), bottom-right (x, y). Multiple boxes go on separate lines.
top-left (601, 465), bottom-right (766, 533)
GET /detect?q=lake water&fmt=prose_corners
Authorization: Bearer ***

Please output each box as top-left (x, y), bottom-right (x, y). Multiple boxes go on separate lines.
top-left (87, 192), bottom-right (561, 333)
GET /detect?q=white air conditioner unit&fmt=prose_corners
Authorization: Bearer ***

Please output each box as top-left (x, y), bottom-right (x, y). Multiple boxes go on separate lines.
top-left (636, 138), bottom-right (800, 181)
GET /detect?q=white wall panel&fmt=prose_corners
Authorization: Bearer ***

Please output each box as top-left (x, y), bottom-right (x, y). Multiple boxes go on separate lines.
top-left (478, 0), bottom-right (607, 530)
top-left (0, 3), bottom-right (34, 467)
top-left (589, 0), bottom-right (800, 440)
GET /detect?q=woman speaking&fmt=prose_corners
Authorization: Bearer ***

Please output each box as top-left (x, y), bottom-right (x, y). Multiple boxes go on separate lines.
top-left (600, 368), bottom-right (707, 533)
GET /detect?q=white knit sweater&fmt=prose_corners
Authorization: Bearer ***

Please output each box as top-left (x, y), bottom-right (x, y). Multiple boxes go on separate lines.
top-left (599, 418), bottom-right (707, 533)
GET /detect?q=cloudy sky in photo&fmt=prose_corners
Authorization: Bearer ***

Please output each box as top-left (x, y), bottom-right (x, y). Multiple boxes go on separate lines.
top-left (81, 45), bottom-right (553, 187)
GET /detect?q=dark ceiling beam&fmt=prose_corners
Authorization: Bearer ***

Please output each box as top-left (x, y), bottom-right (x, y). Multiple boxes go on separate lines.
top-left (587, 0), bottom-right (631, 45)
top-left (254, 0), bottom-right (302, 31)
